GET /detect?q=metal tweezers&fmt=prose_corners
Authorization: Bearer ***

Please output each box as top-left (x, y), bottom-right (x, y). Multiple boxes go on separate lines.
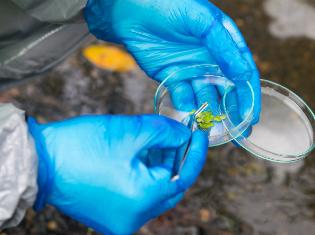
top-left (172, 102), bottom-right (209, 181)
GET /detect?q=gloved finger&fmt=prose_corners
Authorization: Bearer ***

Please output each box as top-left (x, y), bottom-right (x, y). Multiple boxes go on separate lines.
top-left (215, 80), bottom-right (254, 138)
top-left (135, 115), bottom-right (191, 152)
top-left (220, 13), bottom-right (261, 124)
top-left (154, 64), bottom-right (221, 113)
top-left (190, 80), bottom-right (221, 145)
top-left (191, 79), bottom-right (220, 115)
top-left (168, 82), bottom-right (196, 112)
top-left (149, 165), bottom-right (173, 182)
top-left (175, 130), bottom-right (208, 191)
top-left (138, 149), bottom-right (150, 165)
top-left (140, 149), bottom-right (164, 167)
top-left (156, 130), bottom-right (208, 201)
top-left (152, 193), bottom-right (184, 218)
top-left (161, 149), bottom-right (177, 171)
top-left (146, 149), bottom-right (177, 170)
top-left (235, 80), bottom-right (258, 123)
top-left (217, 87), bottom-right (252, 142)
top-left (147, 149), bottom-right (178, 182)
top-left (205, 22), bottom-right (251, 82)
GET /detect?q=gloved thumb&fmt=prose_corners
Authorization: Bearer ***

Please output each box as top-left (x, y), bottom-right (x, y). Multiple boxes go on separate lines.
top-left (134, 115), bottom-right (191, 152)
top-left (27, 117), bottom-right (52, 211)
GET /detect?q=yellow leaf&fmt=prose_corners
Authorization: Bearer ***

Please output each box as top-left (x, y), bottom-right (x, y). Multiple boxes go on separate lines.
top-left (83, 44), bottom-right (137, 72)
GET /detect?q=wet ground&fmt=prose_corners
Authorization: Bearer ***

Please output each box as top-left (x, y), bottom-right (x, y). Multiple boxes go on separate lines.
top-left (1, 0), bottom-right (315, 235)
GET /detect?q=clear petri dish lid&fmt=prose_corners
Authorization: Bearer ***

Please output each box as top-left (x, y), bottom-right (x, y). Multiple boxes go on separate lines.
top-left (228, 79), bottom-right (315, 163)
top-left (154, 64), bottom-right (255, 147)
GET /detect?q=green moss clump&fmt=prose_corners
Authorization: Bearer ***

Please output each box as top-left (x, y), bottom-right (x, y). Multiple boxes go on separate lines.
top-left (193, 110), bottom-right (226, 130)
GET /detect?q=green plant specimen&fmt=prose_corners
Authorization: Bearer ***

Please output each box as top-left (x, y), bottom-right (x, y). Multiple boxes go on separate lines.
top-left (191, 110), bottom-right (226, 130)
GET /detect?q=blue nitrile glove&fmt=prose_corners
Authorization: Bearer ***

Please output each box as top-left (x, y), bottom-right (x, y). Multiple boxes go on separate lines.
top-left (84, 0), bottom-right (261, 125)
top-left (28, 115), bottom-right (208, 235)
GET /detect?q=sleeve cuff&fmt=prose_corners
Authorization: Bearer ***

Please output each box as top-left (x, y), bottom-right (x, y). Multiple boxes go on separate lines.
top-left (11, 0), bottom-right (88, 23)
top-left (0, 103), bottom-right (38, 230)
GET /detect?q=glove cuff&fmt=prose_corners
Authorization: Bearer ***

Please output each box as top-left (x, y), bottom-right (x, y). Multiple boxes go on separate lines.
top-left (84, 0), bottom-right (119, 43)
top-left (27, 117), bottom-right (53, 211)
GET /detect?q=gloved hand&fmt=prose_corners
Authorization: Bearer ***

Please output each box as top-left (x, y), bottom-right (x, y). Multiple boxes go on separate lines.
top-left (28, 115), bottom-right (208, 235)
top-left (84, 0), bottom-right (261, 124)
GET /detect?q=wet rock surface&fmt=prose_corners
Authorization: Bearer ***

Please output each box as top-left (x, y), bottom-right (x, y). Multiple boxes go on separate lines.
top-left (1, 0), bottom-right (315, 234)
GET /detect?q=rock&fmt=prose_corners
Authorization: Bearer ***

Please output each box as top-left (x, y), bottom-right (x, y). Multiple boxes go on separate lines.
top-left (47, 221), bottom-right (58, 231)
top-left (176, 226), bottom-right (199, 235)
top-left (199, 208), bottom-right (212, 222)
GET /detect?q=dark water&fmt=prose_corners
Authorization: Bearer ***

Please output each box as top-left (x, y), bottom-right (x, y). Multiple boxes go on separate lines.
top-left (1, 0), bottom-right (315, 235)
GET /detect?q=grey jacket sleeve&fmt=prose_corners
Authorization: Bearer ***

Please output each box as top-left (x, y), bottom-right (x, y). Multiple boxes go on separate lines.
top-left (0, 103), bottom-right (38, 230)
top-left (11, 0), bottom-right (88, 23)
top-left (0, 0), bottom-right (91, 82)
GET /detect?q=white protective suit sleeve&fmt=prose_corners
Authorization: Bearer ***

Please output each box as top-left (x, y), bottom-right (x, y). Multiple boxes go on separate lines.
top-left (0, 103), bottom-right (38, 230)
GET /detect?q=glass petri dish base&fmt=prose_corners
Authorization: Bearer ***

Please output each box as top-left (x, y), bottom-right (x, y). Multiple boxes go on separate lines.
top-left (154, 64), bottom-right (255, 147)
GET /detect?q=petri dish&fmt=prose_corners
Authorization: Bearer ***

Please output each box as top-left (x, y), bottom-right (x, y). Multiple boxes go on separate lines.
top-left (154, 64), bottom-right (255, 147)
top-left (154, 64), bottom-right (314, 163)
top-left (229, 79), bottom-right (315, 163)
